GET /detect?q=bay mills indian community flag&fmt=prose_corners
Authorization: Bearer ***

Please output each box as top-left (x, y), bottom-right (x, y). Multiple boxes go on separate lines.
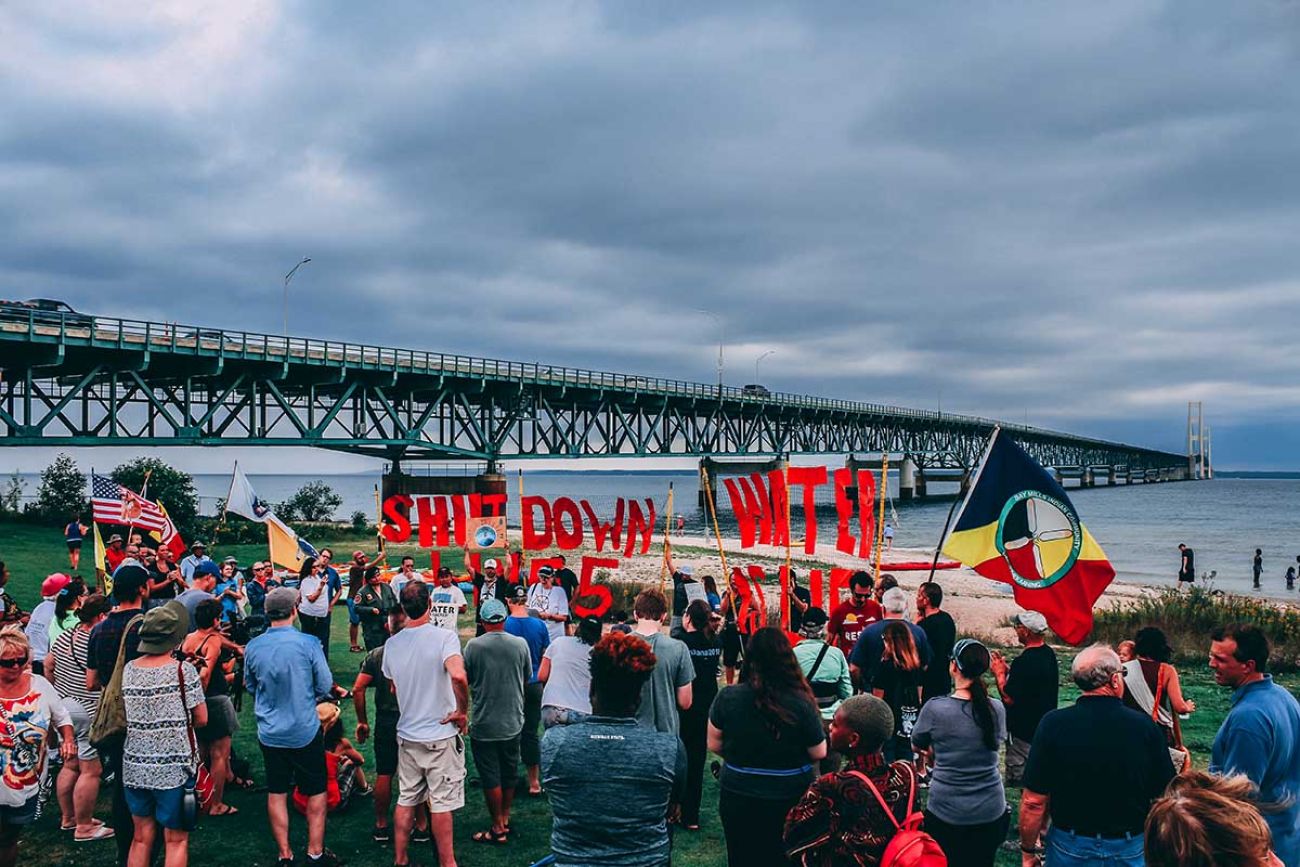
top-left (942, 429), bottom-right (1116, 644)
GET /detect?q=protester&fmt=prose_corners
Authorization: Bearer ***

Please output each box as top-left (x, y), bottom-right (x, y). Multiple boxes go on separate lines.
top-left (827, 570), bottom-right (883, 658)
top-left (355, 565), bottom-right (397, 650)
top-left (244, 561), bottom-right (279, 638)
top-left (214, 559), bottom-right (247, 626)
top-left (1018, 645), bottom-right (1175, 867)
top-left (179, 541), bottom-right (210, 584)
top-left (180, 598), bottom-right (243, 818)
top-left (505, 584), bottom-right (550, 797)
top-left (1122, 626), bottom-right (1196, 771)
top-left (668, 559), bottom-right (699, 631)
top-left (65, 514), bottom-right (88, 570)
top-left (0, 627), bottom-right (75, 867)
top-left (346, 551), bottom-right (371, 653)
top-left (353, 604), bottom-right (430, 846)
top-left (719, 580), bottom-right (744, 685)
top-left (244, 587), bottom-right (341, 867)
top-left (791, 606), bottom-right (852, 773)
top-left (304, 702), bottom-right (369, 814)
top-left (872, 621), bottom-right (924, 763)
top-left (912, 638), bottom-right (1008, 867)
top-left (121, 602), bottom-right (207, 867)
top-left (86, 563), bottom-right (151, 866)
top-left (783, 694), bottom-right (915, 867)
top-left (540, 614), bottom-right (602, 729)
top-left (471, 557), bottom-right (509, 635)
top-left (630, 587), bottom-right (694, 734)
top-left (1210, 624), bottom-right (1300, 867)
top-left (702, 574), bottom-right (723, 611)
top-left (46, 592), bottom-right (113, 841)
top-left (541, 631), bottom-right (687, 867)
top-left (382, 581), bottom-right (469, 867)
top-left (917, 581), bottom-right (957, 702)
top-left (319, 550), bottom-right (346, 656)
top-left (296, 557), bottom-right (332, 656)
top-left (429, 566), bottom-right (468, 632)
top-left (848, 585), bottom-right (931, 692)
top-left (787, 569), bottom-right (812, 633)
top-left (990, 610), bottom-right (1058, 787)
top-left (1117, 640), bottom-right (1136, 664)
top-left (46, 576), bottom-right (86, 649)
top-left (176, 561), bottom-right (218, 630)
top-left (147, 546), bottom-right (186, 606)
top-left (709, 626), bottom-right (828, 867)
top-left (0, 564), bottom-right (26, 627)
top-left (463, 597), bottom-right (529, 845)
top-left (553, 555), bottom-right (579, 611)
top-left (874, 573), bottom-right (899, 604)
top-left (673, 599), bottom-right (723, 830)
top-left (105, 534), bottom-right (127, 574)
top-left (24, 572), bottom-right (71, 676)
top-left (1145, 770), bottom-right (1285, 867)
top-left (390, 555), bottom-right (419, 600)
top-left (528, 565), bottom-right (570, 641)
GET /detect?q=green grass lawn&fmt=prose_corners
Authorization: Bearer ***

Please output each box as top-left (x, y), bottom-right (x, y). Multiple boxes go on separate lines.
top-left (2, 519), bottom-right (1294, 867)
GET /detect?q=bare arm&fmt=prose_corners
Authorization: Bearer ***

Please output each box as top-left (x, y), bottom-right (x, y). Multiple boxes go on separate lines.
top-left (352, 671), bottom-right (372, 739)
top-left (191, 701), bottom-right (209, 729)
top-left (807, 739), bottom-right (828, 761)
top-left (538, 657), bottom-right (552, 684)
top-left (442, 654), bottom-right (469, 733)
top-left (1019, 789), bottom-right (1050, 865)
top-left (707, 721), bottom-right (724, 754)
top-left (1165, 665), bottom-right (1196, 714)
top-left (676, 682), bottom-right (693, 712)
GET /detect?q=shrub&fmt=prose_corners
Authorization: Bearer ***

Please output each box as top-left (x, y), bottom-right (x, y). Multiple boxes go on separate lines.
top-left (281, 481), bottom-right (342, 522)
top-left (0, 472), bottom-right (24, 515)
top-left (111, 457), bottom-right (199, 537)
top-left (351, 510), bottom-right (368, 531)
top-left (1091, 585), bottom-right (1300, 672)
top-left (34, 453), bottom-right (87, 522)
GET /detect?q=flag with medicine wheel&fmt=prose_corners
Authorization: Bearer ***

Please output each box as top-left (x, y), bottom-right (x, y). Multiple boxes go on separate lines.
top-left (942, 429), bottom-right (1115, 644)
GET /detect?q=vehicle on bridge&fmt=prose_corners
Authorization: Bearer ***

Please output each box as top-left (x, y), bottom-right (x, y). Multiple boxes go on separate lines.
top-left (0, 298), bottom-right (94, 328)
top-left (742, 383), bottom-right (771, 398)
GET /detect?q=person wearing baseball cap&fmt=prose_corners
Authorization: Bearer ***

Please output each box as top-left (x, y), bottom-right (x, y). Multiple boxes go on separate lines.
top-left (244, 586), bottom-right (342, 866)
top-left (472, 556), bottom-right (512, 637)
top-left (990, 610), bottom-right (1058, 787)
top-left (179, 541), bottom-right (211, 585)
top-left (24, 574), bottom-right (72, 675)
top-left (504, 581), bottom-right (550, 797)
top-left (119, 600), bottom-right (208, 862)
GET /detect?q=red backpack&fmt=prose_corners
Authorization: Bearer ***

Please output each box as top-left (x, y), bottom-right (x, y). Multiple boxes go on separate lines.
top-left (848, 763), bottom-right (948, 867)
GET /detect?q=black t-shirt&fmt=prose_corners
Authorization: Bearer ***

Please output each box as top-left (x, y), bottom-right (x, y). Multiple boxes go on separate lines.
top-left (1005, 644), bottom-right (1059, 742)
top-left (788, 585), bottom-right (812, 632)
top-left (919, 611), bottom-right (957, 701)
top-left (874, 660), bottom-right (923, 742)
top-left (555, 568), bottom-right (579, 604)
top-left (86, 609), bottom-right (145, 684)
top-left (674, 628), bottom-right (722, 711)
top-left (360, 647), bottom-right (399, 719)
top-left (1180, 548), bottom-right (1195, 576)
top-left (1023, 696), bottom-right (1176, 835)
top-left (148, 566), bottom-right (178, 600)
top-left (709, 683), bottom-right (826, 799)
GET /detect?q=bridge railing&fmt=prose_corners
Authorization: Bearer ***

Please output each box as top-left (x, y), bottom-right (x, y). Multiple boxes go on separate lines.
top-left (1, 308), bottom-right (1172, 457)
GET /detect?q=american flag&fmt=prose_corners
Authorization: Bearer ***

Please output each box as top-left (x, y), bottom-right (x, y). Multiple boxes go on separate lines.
top-left (91, 473), bottom-right (167, 531)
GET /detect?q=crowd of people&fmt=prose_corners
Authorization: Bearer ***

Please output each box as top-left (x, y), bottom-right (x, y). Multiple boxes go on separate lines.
top-left (0, 528), bottom-right (1298, 867)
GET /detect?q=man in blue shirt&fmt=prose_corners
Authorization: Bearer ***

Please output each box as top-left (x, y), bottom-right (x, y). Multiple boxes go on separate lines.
top-left (245, 587), bottom-right (341, 867)
top-left (1210, 624), bottom-right (1300, 867)
top-left (318, 548), bottom-right (344, 659)
top-left (505, 584), bottom-right (550, 797)
top-left (179, 540), bottom-right (211, 584)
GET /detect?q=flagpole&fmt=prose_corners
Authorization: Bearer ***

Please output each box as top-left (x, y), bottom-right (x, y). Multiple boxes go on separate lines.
top-left (658, 482), bottom-right (675, 592)
top-left (124, 468), bottom-right (153, 551)
top-left (374, 484), bottom-right (385, 559)
top-left (873, 453), bottom-right (890, 584)
top-left (926, 427), bottom-right (1000, 584)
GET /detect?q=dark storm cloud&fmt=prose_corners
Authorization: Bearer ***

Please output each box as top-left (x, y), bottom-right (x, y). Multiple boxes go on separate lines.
top-left (3, 0), bottom-right (1300, 467)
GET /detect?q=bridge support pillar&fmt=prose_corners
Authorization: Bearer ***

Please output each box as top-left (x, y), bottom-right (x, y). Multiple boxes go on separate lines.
top-left (958, 471), bottom-right (972, 497)
top-left (1082, 468), bottom-right (1095, 488)
top-left (898, 458), bottom-right (918, 501)
top-left (914, 470), bottom-right (928, 500)
top-left (1107, 467), bottom-right (1117, 486)
top-left (1053, 468), bottom-right (1064, 486)
top-left (698, 458), bottom-right (717, 509)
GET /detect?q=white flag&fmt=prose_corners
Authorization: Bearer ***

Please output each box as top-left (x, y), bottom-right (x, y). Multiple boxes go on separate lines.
top-left (225, 463), bottom-right (274, 523)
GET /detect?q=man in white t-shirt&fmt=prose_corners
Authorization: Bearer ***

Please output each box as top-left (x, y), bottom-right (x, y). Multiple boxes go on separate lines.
top-left (381, 581), bottom-right (469, 867)
top-left (429, 566), bottom-right (468, 633)
top-left (527, 565), bottom-right (570, 641)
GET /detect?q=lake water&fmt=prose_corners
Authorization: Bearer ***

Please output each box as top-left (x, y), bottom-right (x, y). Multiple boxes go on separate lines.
top-left (175, 472), bottom-right (1298, 599)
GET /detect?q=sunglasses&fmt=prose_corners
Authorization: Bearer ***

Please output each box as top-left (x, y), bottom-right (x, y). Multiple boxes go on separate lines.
top-left (0, 656), bottom-right (29, 669)
top-left (852, 592), bottom-right (872, 601)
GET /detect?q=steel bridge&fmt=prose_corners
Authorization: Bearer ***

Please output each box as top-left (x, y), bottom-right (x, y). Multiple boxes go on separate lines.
top-left (0, 311), bottom-right (1189, 486)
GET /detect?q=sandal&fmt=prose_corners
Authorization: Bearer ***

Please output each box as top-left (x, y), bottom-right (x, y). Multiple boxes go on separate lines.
top-left (208, 804), bottom-right (240, 817)
top-left (471, 829), bottom-right (509, 845)
top-left (230, 776), bottom-right (257, 791)
top-left (63, 818), bottom-right (104, 833)
top-left (74, 825), bottom-right (116, 842)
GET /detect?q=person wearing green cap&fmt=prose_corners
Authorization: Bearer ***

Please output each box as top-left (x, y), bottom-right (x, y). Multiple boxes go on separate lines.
top-left (120, 601), bottom-right (208, 867)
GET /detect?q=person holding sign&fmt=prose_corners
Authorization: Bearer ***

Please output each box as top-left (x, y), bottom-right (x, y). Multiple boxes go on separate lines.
top-left (527, 566), bottom-right (570, 642)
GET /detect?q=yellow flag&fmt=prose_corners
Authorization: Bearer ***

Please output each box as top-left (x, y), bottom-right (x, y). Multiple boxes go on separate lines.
top-left (93, 522), bottom-right (110, 594)
top-left (267, 517), bottom-right (311, 571)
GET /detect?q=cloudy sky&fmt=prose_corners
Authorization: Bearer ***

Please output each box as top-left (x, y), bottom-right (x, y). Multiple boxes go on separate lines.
top-left (4, 1), bottom-right (1299, 471)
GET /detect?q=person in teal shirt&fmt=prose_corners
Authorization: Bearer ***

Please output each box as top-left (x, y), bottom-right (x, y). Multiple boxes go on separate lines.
top-left (1210, 624), bottom-right (1300, 867)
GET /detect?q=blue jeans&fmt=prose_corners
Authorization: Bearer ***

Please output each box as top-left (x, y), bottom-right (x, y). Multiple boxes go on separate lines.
top-left (1047, 828), bottom-right (1144, 867)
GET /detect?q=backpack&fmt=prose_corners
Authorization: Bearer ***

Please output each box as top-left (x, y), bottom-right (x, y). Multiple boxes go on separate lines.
top-left (848, 763), bottom-right (947, 867)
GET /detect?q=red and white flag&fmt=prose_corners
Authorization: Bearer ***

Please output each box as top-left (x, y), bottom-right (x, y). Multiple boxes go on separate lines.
top-left (92, 473), bottom-right (167, 531)
top-left (149, 501), bottom-right (188, 559)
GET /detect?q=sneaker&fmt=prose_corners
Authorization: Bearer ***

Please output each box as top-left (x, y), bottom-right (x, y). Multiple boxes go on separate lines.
top-left (306, 849), bottom-right (345, 867)
top-left (411, 827), bottom-right (432, 844)
top-left (372, 825), bottom-right (392, 844)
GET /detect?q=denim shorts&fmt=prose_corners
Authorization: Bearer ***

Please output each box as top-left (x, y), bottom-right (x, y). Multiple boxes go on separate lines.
top-left (346, 598), bottom-right (361, 626)
top-left (124, 785), bottom-right (189, 831)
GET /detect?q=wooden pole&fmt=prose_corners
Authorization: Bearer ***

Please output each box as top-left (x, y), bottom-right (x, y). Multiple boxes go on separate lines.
top-left (659, 482), bottom-right (675, 591)
top-left (874, 453), bottom-right (890, 583)
top-left (700, 465), bottom-right (734, 596)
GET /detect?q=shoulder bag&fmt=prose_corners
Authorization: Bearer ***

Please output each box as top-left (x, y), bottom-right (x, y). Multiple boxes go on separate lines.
top-left (806, 642), bottom-right (840, 708)
top-left (88, 614), bottom-right (144, 751)
top-left (1154, 663), bottom-right (1192, 774)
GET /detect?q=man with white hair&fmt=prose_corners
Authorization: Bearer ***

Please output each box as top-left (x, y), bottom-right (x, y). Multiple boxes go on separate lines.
top-left (848, 586), bottom-right (932, 692)
top-left (1018, 644), bottom-right (1174, 867)
top-left (991, 610), bottom-right (1059, 787)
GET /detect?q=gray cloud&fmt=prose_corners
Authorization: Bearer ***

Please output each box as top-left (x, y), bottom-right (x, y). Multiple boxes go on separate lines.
top-left (3, 0), bottom-right (1299, 469)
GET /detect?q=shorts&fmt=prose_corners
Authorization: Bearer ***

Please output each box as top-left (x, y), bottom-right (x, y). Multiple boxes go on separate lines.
top-left (124, 785), bottom-right (189, 831)
top-left (374, 714), bottom-right (399, 777)
top-left (396, 735), bottom-right (465, 811)
top-left (346, 598), bottom-right (361, 626)
top-left (261, 731), bottom-right (327, 797)
top-left (722, 624), bottom-right (743, 668)
top-left (197, 695), bottom-right (238, 743)
top-left (470, 736), bottom-right (520, 790)
top-left (63, 698), bottom-right (99, 761)
top-left (0, 795), bottom-right (39, 828)
top-left (1005, 735), bottom-right (1031, 786)
top-left (67, 540), bottom-right (82, 552)
top-left (1178, 572), bottom-right (1194, 583)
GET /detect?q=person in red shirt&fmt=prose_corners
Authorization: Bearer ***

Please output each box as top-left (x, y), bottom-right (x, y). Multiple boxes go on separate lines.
top-left (827, 571), bottom-right (884, 658)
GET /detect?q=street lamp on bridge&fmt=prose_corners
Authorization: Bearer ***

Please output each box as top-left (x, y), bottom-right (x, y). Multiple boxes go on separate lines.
top-left (283, 257), bottom-right (312, 336)
top-left (754, 350), bottom-right (775, 383)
